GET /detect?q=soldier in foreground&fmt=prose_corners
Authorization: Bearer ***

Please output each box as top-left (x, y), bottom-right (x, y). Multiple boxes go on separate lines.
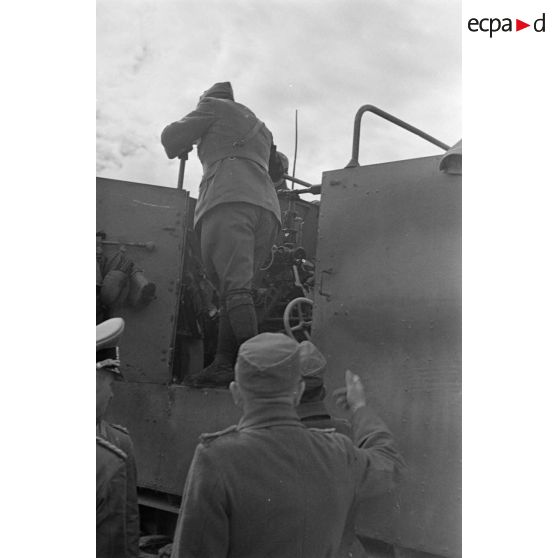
top-left (161, 81), bottom-right (286, 388)
top-left (171, 332), bottom-right (405, 558)
top-left (96, 317), bottom-right (140, 558)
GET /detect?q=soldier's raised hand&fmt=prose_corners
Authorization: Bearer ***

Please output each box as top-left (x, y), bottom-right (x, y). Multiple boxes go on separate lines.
top-left (333, 370), bottom-right (366, 413)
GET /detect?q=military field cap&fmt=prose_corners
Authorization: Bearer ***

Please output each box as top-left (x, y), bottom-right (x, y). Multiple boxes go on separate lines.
top-left (235, 333), bottom-right (301, 396)
top-left (200, 82), bottom-right (234, 101)
top-left (96, 317), bottom-right (125, 378)
top-left (299, 341), bottom-right (327, 389)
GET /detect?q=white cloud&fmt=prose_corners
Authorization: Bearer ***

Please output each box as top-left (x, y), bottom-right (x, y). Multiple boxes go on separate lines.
top-left (97, 0), bottom-right (461, 195)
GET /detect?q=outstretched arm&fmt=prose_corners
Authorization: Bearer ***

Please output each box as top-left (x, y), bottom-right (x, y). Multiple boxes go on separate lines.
top-left (161, 98), bottom-right (218, 159)
top-left (334, 370), bottom-right (406, 496)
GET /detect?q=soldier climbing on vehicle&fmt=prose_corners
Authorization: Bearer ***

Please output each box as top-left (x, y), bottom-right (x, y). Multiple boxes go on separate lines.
top-left (161, 81), bottom-right (287, 388)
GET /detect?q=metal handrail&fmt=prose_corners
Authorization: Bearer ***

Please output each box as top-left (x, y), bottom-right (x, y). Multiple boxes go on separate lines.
top-left (345, 105), bottom-right (451, 168)
top-left (177, 156), bottom-right (187, 189)
top-left (277, 174), bottom-right (322, 196)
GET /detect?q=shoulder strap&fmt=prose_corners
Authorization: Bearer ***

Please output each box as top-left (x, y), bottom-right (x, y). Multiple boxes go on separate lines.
top-left (97, 435), bottom-right (127, 460)
top-left (232, 119), bottom-right (264, 148)
top-left (199, 424), bottom-right (238, 444)
top-left (109, 423), bottom-right (129, 435)
top-left (307, 427), bottom-right (337, 434)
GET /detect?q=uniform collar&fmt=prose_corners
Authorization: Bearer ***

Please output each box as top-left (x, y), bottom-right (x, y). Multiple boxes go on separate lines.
top-left (238, 400), bottom-right (303, 431)
top-left (297, 400), bottom-right (331, 420)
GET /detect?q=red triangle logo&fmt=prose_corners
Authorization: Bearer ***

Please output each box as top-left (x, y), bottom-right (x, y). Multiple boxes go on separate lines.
top-left (516, 19), bottom-right (530, 31)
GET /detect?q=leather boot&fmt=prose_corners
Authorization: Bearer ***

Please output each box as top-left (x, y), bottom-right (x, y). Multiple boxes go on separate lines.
top-left (192, 309), bottom-right (236, 388)
top-left (226, 291), bottom-right (258, 346)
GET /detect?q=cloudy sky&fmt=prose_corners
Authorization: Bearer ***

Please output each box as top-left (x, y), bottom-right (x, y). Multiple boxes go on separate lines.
top-left (97, 0), bottom-right (461, 197)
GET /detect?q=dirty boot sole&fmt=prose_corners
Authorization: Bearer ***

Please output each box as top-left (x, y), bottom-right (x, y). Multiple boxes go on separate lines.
top-left (191, 362), bottom-right (234, 388)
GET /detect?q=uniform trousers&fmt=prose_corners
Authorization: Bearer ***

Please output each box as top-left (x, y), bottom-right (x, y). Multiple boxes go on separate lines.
top-left (198, 202), bottom-right (279, 360)
top-left (199, 202), bottom-right (278, 294)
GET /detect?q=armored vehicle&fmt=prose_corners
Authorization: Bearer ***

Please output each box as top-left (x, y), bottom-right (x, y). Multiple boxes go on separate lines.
top-left (96, 106), bottom-right (461, 558)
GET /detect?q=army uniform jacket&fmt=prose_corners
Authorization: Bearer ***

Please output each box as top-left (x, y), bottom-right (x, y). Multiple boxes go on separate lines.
top-left (161, 95), bottom-right (281, 229)
top-left (98, 421), bottom-right (140, 558)
top-left (97, 436), bottom-right (128, 558)
top-left (171, 402), bottom-right (405, 558)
